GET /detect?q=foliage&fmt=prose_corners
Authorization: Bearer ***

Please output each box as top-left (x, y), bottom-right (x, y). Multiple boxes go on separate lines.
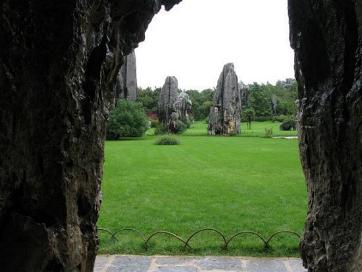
top-left (186, 89), bottom-right (214, 121)
top-left (263, 128), bottom-right (273, 138)
top-left (154, 135), bottom-right (180, 145)
top-left (150, 119), bottom-right (159, 128)
top-left (272, 115), bottom-right (288, 123)
top-left (243, 107), bottom-right (255, 129)
top-left (173, 120), bottom-right (188, 134)
top-left (243, 79), bottom-right (298, 120)
top-left (136, 87), bottom-right (161, 113)
top-left (280, 119), bottom-right (297, 131)
top-left (154, 123), bottom-right (169, 135)
top-left (106, 100), bottom-right (148, 139)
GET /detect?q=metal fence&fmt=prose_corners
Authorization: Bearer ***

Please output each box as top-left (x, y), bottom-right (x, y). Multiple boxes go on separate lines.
top-left (98, 227), bottom-right (301, 250)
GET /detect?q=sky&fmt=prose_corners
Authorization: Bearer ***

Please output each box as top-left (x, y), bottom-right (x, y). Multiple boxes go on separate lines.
top-left (136, 0), bottom-right (295, 90)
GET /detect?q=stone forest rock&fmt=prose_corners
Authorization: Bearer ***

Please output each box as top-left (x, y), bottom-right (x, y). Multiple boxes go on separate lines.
top-left (289, 0), bottom-right (362, 271)
top-left (116, 50), bottom-right (138, 101)
top-left (208, 63), bottom-right (241, 135)
top-left (0, 0), bottom-right (180, 271)
top-left (158, 76), bottom-right (179, 126)
top-left (174, 91), bottom-right (192, 124)
top-left (158, 78), bottom-right (192, 133)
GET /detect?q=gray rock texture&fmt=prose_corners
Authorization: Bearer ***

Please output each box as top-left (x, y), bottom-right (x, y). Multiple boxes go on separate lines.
top-left (116, 50), bottom-right (138, 101)
top-left (158, 76), bottom-right (179, 126)
top-left (208, 63), bottom-right (241, 135)
top-left (174, 91), bottom-right (192, 124)
top-left (289, 0), bottom-right (362, 271)
top-left (0, 0), bottom-right (180, 271)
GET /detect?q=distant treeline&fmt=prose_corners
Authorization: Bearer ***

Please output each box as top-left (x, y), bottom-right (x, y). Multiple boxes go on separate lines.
top-left (137, 78), bottom-right (297, 121)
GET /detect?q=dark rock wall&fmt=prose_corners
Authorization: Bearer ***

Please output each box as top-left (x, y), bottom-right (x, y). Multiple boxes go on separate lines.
top-left (0, 0), bottom-right (180, 271)
top-left (289, 0), bottom-right (362, 271)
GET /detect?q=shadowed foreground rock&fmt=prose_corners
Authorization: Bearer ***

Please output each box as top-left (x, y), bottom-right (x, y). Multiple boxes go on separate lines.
top-left (289, 0), bottom-right (362, 271)
top-left (208, 63), bottom-right (241, 135)
top-left (116, 50), bottom-right (138, 101)
top-left (0, 0), bottom-right (180, 271)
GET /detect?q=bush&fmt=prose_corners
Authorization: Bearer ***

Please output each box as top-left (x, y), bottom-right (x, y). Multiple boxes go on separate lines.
top-left (263, 128), bottom-right (273, 138)
top-left (280, 119), bottom-right (297, 131)
top-left (154, 136), bottom-right (180, 145)
top-left (150, 119), bottom-right (159, 128)
top-left (254, 116), bottom-right (273, 122)
top-left (154, 123), bottom-right (169, 135)
top-left (174, 120), bottom-right (188, 134)
top-left (106, 100), bottom-right (148, 139)
top-left (272, 115), bottom-right (288, 122)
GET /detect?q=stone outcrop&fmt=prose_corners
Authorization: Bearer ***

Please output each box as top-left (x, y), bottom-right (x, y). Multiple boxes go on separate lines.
top-left (289, 0), bottom-right (362, 271)
top-left (0, 0), bottom-right (180, 271)
top-left (208, 63), bottom-right (241, 135)
top-left (116, 50), bottom-right (138, 101)
top-left (158, 76), bottom-right (179, 126)
top-left (174, 91), bottom-right (192, 124)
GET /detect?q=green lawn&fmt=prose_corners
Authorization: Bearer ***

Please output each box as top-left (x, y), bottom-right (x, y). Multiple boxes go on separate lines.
top-left (147, 121), bottom-right (298, 137)
top-left (98, 124), bottom-right (306, 257)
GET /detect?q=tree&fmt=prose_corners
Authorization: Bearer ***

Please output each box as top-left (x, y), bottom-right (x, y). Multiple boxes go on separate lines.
top-left (107, 100), bottom-right (149, 139)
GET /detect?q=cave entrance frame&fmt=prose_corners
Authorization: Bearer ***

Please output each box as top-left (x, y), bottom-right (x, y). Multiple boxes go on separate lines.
top-left (0, 0), bottom-right (361, 272)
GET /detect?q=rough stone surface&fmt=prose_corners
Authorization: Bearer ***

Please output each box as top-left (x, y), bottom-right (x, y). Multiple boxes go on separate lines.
top-left (289, 0), bottom-right (362, 271)
top-left (208, 63), bottom-right (241, 135)
top-left (174, 91), bottom-right (193, 124)
top-left (158, 76), bottom-right (179, 126)
top-left (116, 50), bottom-right (138, 101)
top-left (0, 0), bottom-right (180, 271)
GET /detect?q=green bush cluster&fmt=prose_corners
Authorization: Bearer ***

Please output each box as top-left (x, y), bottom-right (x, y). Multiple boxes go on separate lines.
top-left (154, 136), bottom-right (180, 145)
top-left (106, 100), bottom-right (148, 140)
top-left (280, 119), bottom-right (297, 131)
top-left (150, 119), bottom-right (159, 128)
top-left (155, 120), bottom-right (190, 135)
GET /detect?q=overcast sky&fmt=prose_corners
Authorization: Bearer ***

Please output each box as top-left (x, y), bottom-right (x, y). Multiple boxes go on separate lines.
top-left (136, 0), bottom-right (294, 90)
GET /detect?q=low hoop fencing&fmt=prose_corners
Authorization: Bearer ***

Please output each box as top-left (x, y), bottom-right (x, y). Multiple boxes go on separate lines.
top-left (98, 227), bottom-right (301, 251)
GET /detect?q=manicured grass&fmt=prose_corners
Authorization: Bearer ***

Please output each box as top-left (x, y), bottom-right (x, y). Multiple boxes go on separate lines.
top-left (98, 128), bottom-right (306, 257)
top-left (147, 121), bottom-right (298, 137)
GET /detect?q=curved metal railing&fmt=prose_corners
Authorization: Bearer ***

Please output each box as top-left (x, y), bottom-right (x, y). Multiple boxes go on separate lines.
top-left (98, 227), bottom-right (301, 251)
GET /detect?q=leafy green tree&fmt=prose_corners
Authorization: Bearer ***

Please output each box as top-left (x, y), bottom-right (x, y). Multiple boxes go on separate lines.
top-left (137, 87), bottom-right (161, 113)
top-left (187, 88), bottom-right (214, 120)
top-left (243, 107), bottom-right (255, 129)
top-left (107, 100), bottom-right (148, 139)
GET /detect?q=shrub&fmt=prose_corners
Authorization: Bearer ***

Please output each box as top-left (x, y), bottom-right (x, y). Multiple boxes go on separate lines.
top-left (272, 115), bottom-right (288, 122)
top-left (154, 136), bottom-right (180, 145)
top-left (154, 123), bottom-right (169, 135)
top-left (106, 100), bottom-right (148, 139)
top-left (254, 116), bottom-right (273, 122)
top-left (155, 120), bottom-right (189, 135)
top-left (263, 128), bottom-right (273, 138)
top-left (150, 119), bottom-right (159, 128)
top-left (174, 120), bottom-right (188, 134)
top-left (280, 119), bottom-right (297, 131)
